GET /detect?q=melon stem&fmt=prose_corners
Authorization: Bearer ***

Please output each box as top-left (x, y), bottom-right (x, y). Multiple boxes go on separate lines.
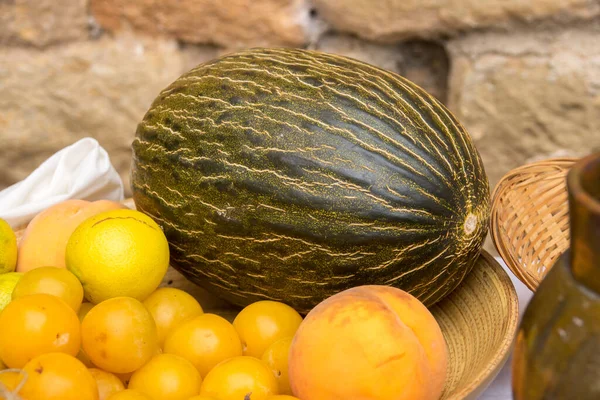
top-left (464, 213), bottom-right (477, 235)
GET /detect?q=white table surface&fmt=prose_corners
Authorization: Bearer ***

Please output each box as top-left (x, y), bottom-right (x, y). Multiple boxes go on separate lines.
top-left (477, 258), bottom-right (534, 400)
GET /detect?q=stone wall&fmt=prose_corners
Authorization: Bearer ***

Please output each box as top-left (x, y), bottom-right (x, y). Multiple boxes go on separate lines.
top-left (2, 0), bottom-right (599, 196)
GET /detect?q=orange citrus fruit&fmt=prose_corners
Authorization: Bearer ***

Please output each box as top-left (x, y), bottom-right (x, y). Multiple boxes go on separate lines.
top-left (129, 354), bottom-right (202, 400)
top-left (200, 356), bottom-right (278, 400)
top-left (164, 313), bottom-right (242, 377)
top-left (107, 389), bottom-right (152, 400)
top-left (19, 352), bottom-right (98, 400)
top-left (261, 337), bottom-right (293, 395)
top-left (81, 297), bottom-right (158, 374)
top-left (89, 368), bottom-right (125, 400)
top-left (143, 288), bottom-right (203, 347)
top-left (12, 266), bottom-right (84, 311)
top-left (187, 396), bottom-right (220, 400)
top-left (0, 293), bottom-right (80, 368)
top-left (233, 301), bottom-right (302, 358)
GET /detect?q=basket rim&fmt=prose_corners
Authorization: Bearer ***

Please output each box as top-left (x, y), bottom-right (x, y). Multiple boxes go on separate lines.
top-left (489, 157), bottom-right (578, 291)
top-left (440, 249), bottom-right (520, 400)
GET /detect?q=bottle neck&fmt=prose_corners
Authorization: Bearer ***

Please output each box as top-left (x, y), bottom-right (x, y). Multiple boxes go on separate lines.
top-left (568, 153), bottom-right (600, 295)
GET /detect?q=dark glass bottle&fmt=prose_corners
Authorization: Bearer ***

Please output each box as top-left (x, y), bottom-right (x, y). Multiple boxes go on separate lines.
top-left (512, 152), bottom-right (600, 399)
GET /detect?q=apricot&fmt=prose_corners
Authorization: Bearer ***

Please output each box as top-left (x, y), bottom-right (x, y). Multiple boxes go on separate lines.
top-left (288, 285), bottom-right (447, 400)
top-left (17, 199), bottom-right (125, 272)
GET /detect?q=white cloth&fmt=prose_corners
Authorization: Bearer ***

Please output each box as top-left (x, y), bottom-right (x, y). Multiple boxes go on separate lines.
top-left (0, 138), bottom-right (124, 228)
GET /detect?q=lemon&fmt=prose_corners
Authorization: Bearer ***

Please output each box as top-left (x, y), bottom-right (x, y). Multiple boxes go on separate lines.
top-left (0, 272), bottom-right (23, 312)
top-left (65, 209), bottom-right (170, 304)
top-left (0, 218), bottom-right (17, 274)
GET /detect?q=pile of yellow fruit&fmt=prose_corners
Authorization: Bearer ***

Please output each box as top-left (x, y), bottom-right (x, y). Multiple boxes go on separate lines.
top-left (0, 198), bottom-right (449, 400)
top-left (0, 200), bottom-right (302, 400)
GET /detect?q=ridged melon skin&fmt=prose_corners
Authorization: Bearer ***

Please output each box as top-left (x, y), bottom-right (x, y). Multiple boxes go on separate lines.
top-left (131, 47), bottom-right (490, 313)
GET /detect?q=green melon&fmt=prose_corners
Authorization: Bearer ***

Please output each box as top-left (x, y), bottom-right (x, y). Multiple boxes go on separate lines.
top-left (131, 47), bottom-right (490, 313)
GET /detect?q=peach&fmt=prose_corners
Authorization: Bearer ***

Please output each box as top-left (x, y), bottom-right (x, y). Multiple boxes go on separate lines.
top-left (288, 285), bottom-right (447, 400)
top-left (17, 199), bottom-right (125, 272)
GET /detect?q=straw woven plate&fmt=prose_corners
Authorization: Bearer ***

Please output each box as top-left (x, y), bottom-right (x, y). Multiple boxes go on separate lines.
top-left (490, 158), bottom-right (576, 291)
top-left (15, 203), bottom-right (518, 400)
top-left (433, 250), bottom-right (518, 399)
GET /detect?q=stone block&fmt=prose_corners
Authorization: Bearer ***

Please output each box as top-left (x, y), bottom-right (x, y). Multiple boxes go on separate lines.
top-left (448, 28), bottom-right (600, 188)
top-left (312, 0), bottom-right (600, 41)
top-left (0, 35), bottom-right (192, 195)
top-left (90, 0), bottom-right (324, 48)
top-left (0, 0), bottom-right (89, 47)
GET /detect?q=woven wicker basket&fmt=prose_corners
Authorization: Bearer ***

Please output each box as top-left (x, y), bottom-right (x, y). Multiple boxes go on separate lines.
top-left (490, 158), bottom-right (577, 291)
